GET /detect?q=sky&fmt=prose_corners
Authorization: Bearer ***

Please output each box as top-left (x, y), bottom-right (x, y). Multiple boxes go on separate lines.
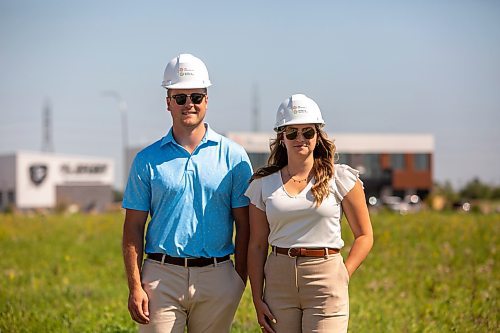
top-left (1, 0), bottom-right (499, 190)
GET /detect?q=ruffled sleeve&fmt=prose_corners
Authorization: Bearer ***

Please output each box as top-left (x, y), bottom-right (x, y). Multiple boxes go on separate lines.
top-left (244, 177), bottom-right (266, 211)
top-left (331, 164), bottom-right (363, 202)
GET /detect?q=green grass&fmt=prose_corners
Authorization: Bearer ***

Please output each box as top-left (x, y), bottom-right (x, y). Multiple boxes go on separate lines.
top-left (0, 212), bottom-right (498, 332)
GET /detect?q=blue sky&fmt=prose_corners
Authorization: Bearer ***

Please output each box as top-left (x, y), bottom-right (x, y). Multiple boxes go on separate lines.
top-left (1, 0), bottom-right (499, 189)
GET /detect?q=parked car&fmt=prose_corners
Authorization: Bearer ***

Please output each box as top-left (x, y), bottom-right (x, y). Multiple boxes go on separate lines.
top-left (380, 195), bottom-right (422, 214)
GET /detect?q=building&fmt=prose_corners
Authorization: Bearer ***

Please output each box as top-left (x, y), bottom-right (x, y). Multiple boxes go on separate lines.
top-left (125, 132), bottom-right (434, 200)
top-left (226, 132), bottom-right (434, 199)
top-left (0, 151), bottom-right (114, 212)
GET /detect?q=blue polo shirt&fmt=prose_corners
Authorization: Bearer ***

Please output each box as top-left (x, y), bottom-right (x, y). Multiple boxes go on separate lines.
top-left (122, 124), bottom-right (253, 258)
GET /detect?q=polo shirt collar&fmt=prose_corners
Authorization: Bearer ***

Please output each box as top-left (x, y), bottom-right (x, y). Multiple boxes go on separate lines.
top-left (161, 123), bottom-right (220, 147)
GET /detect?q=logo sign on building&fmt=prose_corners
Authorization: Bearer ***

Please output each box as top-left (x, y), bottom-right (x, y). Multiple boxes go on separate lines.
top-left (60, 164), bottom-right (107, 175)
top-left (29, 164), bottom-right (48, 186)
top-left (59, 163), bottom-right (110, 182)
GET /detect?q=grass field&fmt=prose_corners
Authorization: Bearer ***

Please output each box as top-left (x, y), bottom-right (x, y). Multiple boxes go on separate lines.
top-left (0, 212), bottom-right (498, 332)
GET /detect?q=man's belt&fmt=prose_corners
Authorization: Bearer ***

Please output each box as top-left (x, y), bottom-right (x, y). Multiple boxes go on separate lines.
top-left (147, 253), bottom-right (230, 267)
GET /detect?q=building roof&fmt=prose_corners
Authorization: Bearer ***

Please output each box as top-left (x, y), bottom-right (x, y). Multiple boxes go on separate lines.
top-left (225, 132), bottom-right (435, 154)
top-left (0, 150), bottom-right (114, 162)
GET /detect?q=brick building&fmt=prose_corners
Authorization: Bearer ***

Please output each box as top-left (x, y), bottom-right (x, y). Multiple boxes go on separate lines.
top-left (126, 132), bottom-right (434, 200)
top-left (226, 132), bottom-right (434, 199)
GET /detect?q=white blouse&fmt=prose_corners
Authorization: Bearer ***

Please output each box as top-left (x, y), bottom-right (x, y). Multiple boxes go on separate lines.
top-left (245, 164), bottom-right (361, 249)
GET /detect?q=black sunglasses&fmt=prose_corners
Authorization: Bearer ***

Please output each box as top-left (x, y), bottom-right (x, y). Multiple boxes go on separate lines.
top-left (284, 127), bottom-right (316, 140)
top-left (169, 93), bottom-right (206, 105)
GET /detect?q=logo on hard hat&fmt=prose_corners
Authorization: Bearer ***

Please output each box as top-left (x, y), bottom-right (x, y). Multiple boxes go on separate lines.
top-left (179, 67), bottom-right (195, 77)
top-left (29, 164), bottom-right (48, 186)
top-left (292, 105), bottom-right (307, 114)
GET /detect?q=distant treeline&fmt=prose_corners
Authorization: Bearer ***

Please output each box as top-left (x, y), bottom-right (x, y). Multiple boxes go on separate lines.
top-left (434, 178), bottom-right (500, 201)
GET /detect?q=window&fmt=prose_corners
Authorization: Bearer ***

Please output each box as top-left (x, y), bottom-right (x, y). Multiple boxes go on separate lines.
top-left (336, 153), bottom-right (350, 165)
top-left (414, 154), bottom-right (430, 171)
top-left (7, 190), bottom-right (15, 204)
top-left (248, 153), bottom-right (270, 171)
top-left (390, 154), bottom-right (405, 170)
top-left (350, 154), bottom-right (366, 176)
top-left (364, 154), bottom-right (382, 178)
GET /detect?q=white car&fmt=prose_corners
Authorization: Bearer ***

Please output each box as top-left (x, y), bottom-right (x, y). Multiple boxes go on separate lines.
top-left (381, 195), bottom-right (421, 214)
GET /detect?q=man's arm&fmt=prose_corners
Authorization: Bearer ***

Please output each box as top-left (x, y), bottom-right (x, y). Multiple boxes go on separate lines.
top-left (232, 206), bottom-right (250, 284)
top-left (122, 209), bottom-right (150, 324)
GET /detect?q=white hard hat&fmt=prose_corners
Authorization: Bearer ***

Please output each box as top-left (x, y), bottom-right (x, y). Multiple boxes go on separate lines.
top-left (274, 94), bottom-right (325, 131)
top-left (161, 53), bottom-right (212, 89)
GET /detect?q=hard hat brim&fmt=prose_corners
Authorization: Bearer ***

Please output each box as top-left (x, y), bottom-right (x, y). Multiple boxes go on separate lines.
top-left (162, 81), bottom-right (212, 89)
top-left (274, 119), bottom-right (325, 131)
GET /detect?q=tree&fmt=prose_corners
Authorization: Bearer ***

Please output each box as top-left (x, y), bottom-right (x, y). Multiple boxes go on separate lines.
top-left (459, 178), bottom-right (492, 200)
top-left (434, 181), bottom-right (459, 202)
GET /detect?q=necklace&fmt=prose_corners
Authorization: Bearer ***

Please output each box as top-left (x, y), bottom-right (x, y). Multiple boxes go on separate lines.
top-left (286, 166), bottom-right (308, 183)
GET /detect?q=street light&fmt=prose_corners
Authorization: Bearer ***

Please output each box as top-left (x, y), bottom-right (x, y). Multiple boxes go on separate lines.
top-left (102, 90), bottom-right (129, 190)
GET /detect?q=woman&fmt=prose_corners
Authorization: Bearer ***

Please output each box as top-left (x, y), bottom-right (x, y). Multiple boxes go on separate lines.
top-left (246, 94), bottom-right (373, 333)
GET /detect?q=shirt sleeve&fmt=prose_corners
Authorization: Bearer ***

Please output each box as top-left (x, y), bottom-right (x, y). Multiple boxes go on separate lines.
top-left (230, 150), bottom-right (253, 208)
top-left (332, 164), bottom-right (363, 202)
top-left (244, 177), bottom-right (266, 211)
top-left (122, 153), bottom-right (151, 212)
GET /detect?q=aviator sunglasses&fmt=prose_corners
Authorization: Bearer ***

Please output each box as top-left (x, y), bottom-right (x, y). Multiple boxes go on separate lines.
top-left (169, 93), bottom-right (206, 105)
top-left (284, 127), bottom-right (316, 140)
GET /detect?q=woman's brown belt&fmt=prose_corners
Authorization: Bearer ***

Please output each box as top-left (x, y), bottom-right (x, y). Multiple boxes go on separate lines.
top-left (273, 246), bottom-right (340, 258)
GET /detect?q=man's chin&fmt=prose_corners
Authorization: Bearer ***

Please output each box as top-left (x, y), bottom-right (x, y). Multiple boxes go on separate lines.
top-left (181, 120), bottom-right (203, 128)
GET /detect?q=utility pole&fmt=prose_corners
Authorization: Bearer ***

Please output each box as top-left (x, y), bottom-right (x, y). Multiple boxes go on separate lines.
top-left (41, 99), bottom-right (54, 152)
top-left (102, 91), bottom-right (129, 190)
top-left (252, 83), bottom-right (260, 132)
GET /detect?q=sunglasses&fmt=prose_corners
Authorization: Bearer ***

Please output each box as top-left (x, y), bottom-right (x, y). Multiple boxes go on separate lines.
top-left (284, 127), bottom-right (316, 140)
top-left (169, 93), bottom-right (206, 105)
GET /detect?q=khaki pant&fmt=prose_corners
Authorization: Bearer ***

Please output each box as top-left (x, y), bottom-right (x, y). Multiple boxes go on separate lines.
top-left (264, 252), bottom-right (350, 333)
top-left (139, 259), bottom-right (245, 333)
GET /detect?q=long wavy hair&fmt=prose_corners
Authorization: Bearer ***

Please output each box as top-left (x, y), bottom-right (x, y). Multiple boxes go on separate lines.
top-left (251, 124), bottom-right (336, 206)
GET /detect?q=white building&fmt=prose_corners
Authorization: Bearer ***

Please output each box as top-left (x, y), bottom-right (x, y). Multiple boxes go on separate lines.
top-left (0, 151), bottom-right (114, 212)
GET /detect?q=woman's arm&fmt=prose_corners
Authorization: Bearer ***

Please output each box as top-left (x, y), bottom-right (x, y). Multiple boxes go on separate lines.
top-left (247, 204), bottom-right (276, 333)
top-left (341, 180), bottom-right (374, 277)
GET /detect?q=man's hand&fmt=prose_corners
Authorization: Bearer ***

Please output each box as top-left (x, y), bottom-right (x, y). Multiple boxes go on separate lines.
top-left (128, 287), bottom-right (150, 324)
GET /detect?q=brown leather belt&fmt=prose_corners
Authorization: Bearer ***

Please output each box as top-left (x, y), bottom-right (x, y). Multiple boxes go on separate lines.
top-left (147, 253), bottom-right (230, 267)
top-left (273, 246), bottom-right (340, 257)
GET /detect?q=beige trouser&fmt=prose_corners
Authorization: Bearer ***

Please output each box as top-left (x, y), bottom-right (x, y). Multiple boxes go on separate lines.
top-left (139, 259), bottom-right (245, 333)
top-left (264, 252), bottom-right (350, 333)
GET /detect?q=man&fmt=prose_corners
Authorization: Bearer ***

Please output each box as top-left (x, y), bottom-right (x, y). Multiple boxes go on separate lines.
top-left (122, 53), bottom-right (252, 333)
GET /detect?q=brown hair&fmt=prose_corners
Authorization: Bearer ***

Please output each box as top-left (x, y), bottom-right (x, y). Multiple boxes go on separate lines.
top-left (251, 125), bottom-right (336, 206)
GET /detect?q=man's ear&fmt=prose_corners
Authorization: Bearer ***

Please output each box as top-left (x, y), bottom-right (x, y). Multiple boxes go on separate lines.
top-left (166, 96), bottom-right (171, 112)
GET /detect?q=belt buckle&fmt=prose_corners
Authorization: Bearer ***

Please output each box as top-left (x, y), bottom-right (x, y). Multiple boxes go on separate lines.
top-left (287, 248), bottom-right (297, 258)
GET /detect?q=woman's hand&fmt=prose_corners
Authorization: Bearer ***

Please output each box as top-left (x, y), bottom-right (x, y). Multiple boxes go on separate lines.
top-left (254, 298), bottom-right (276, 333)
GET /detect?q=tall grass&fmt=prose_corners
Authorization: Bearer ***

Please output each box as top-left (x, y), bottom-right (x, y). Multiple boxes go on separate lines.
top-left (0, 212), bottom-right (498, 332)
